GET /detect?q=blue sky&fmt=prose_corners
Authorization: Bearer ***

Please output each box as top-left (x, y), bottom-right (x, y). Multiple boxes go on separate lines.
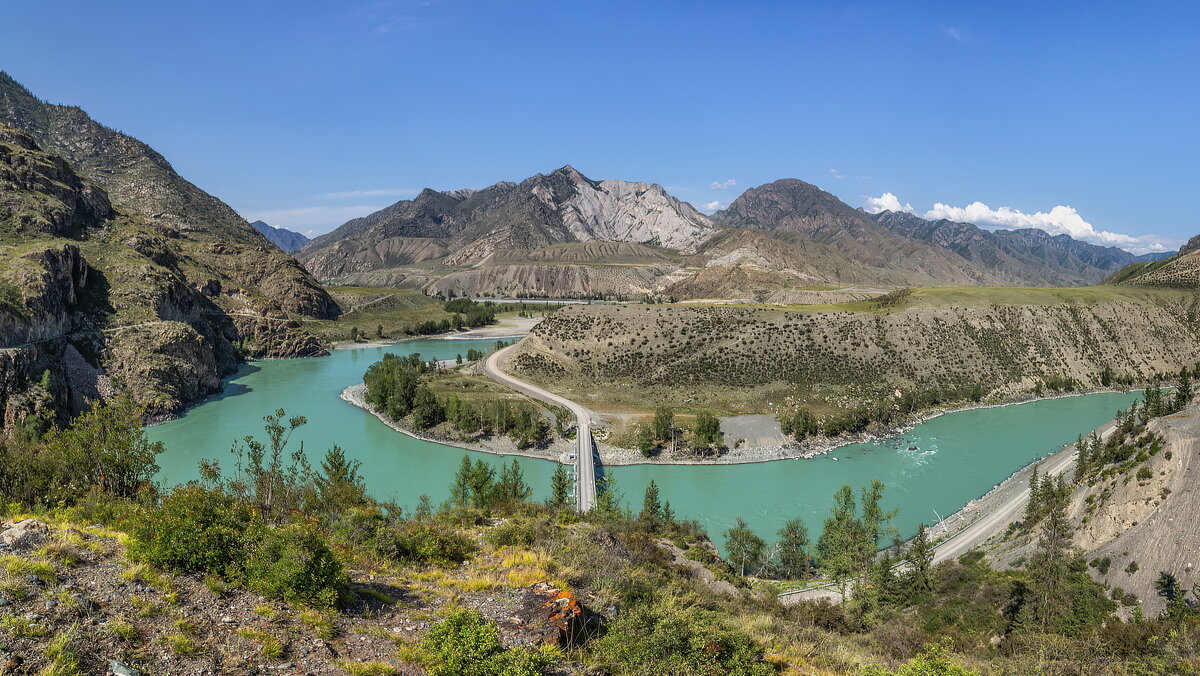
top-left (2, 1), bottom-right (1196, 252)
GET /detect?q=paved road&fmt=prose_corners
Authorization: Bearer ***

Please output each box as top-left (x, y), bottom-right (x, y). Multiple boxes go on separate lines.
top-left (482, 342), bottom-right (598, 512)
top-left (780, 421), bottom-right (1122, 604)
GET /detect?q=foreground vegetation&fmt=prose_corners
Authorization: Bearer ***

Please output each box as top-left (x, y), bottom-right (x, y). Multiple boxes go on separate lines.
top-left (2, 389), bottom-right (1200, 673)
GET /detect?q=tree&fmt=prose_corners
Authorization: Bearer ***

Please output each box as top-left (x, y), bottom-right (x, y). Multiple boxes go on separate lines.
top-left (312, 445), bottom-right (368, 512)
top-left (860, 480), bottom-right (897, 553)
top-left (227, 409), bottom-right (312, 525)
top-left (548, 463), bottom-right (573, 508)
top-left (635, 423), bottom-right (656, 457)
top-left (775, 517), bottom-right (812, 579)
top-left (691, 412), bottom-right (724, 453)
top-left (595, 475), bottom-right (624, 516)
top-left (817, 485), bottom-right (870, 597)
top-left (639, 479), bottom-right (664, 529)
top-left (410, 386), bottom-right (445, 429)
top-left (724, 517), bottom-right (766, 576)
top-left (1024, 463), bottom-right (1043, 527)
top-left (905, 524), bottom-right (935, 594)
top-left (778, 407), bottom-right (818, 440)
top-left (1176, 369), bottom-right (1194, 411)
top-left (494, 459), bottom-right (532, 505)
top-left (652, 405), bottom-right (675, 443)
top-left (1020, 474), bottom-right (1075, 632)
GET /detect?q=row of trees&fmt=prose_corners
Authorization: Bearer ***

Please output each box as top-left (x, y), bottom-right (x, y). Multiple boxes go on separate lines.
top-left (1073, 370), bottom-right (1194, 482)
top-left (633, 405), bottom-right (724, 457)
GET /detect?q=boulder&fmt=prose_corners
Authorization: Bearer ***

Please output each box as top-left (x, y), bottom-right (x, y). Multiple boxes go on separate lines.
top-left (0, 519), bottom-right (50, 552)
top-left (503, 582), bottom-right (598, 648)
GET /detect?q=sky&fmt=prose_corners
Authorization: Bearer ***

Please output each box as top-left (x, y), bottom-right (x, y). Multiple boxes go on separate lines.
top-left (2, 1), bottom-right (1197, 253)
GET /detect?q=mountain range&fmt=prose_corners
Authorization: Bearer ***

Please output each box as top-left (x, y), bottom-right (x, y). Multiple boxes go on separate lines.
top-left (250, 220), bottom-right (309, 252)
top-left (297, 169), bottom-right (1171, 299)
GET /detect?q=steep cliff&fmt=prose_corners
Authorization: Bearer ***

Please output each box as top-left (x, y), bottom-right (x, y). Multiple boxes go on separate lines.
top-left (0, 75), bottom-right (337, 424)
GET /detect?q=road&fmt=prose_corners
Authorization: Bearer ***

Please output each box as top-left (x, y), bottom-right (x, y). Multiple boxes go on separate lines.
top-left (780, 421), bottom-right (1122, 603)
top-left (482, 342), bottom-right (598, 512)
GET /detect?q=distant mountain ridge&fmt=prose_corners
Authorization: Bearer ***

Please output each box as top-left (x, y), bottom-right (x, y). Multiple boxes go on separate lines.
top-left (868, 209), bottom-right (1145, 286)
top-left (250, 220), bottom-right (309, 252)
top-left (299, 168), bottom-right (1165, 298)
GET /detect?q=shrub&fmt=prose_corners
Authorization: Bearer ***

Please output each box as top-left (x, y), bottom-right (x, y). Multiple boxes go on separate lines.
top-left (421, 608), bottom-right (556, 676)
top-left (127, 485), bottom-right (252, 576)
top-left (592, 605), bottom-right (773, 675)
top-left (376, 522), bottom-right (475, 566)
top-left (240, 524), bottom-right (346, 607)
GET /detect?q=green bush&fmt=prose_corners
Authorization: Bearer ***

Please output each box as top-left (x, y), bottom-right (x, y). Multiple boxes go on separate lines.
top-left (127, 485), bottom-right (252, 576)
top-left (240, 524), bottom-right (346, 607)
top-left (421, 608), bottom-right (555, 675)
top-left (375, 522), bottom-right (475, 567)
top-left (592, 605), bottom-right (773, 675)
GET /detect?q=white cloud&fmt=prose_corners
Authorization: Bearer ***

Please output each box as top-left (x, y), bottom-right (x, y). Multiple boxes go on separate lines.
top-left (709, 179), bottom-right (737, 190)
top-left (862, 193), bottom-right (1176, 254)
top-left (863, 192), bottom-right (914, 214)
top-left (319, 188), bottom-right (417, 199)
top-left (701, 201), bottom-right (722, 212)
top-left (239, 205), bottom-right (385, 233)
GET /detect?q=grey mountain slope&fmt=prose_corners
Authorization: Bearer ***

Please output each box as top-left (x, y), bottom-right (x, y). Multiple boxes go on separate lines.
top-left (250, 220), bottom-right (309, 253)
top-left (711, 179), bottom-right (1000, 285)
top-left (869, 209), bottom-right (1139, 286)
top-left (298, 166), bottom-right (717, 280)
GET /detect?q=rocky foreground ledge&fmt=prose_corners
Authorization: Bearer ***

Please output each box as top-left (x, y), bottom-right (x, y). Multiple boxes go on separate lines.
top-left (0, 518), bottom-right (594, 674)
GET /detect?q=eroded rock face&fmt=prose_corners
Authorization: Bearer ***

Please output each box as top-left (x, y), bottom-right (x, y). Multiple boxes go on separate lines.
top-left (0, 243), bottom-right (90, 347)
top-left (0, 126), bottom-right (111, 237)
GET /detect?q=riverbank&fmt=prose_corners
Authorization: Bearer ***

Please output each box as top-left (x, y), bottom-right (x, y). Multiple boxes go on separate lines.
top-left (331, 316), bottom-right (541, 351)
top-left (339, 383), bottom-right (576, 464)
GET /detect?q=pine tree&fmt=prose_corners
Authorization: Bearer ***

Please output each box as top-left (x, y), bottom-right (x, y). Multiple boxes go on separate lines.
top-left (905, 524), bottom-right (935, 594)
top-left (313, 445), bottom-right (368, 511)
top-left (450, 455), bottom-right (474, 507)
top-left (548, 463), bottom-right (572, 508)
top-left (775, 517), bottom-right (812, 579)
top-left (635, 423), bottom-right (656, 457)
top-left (1021, 474), bottom-right (1075, 632)
top-left (1024, 464), bottom-right (1043, 527)
top-left (662, 500), bottom-right (675, 525)
top-left (595, 475), bottom-right (623, 516)
top-left (495, 459), bottom-right (532, 504)
top-left (639, 479), bottom-right (664, 528)
top-left (817, 485), bottom-right (870, 597)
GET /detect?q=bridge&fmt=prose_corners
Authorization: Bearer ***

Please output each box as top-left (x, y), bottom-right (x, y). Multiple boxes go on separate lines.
top-left (482, 342), bottom-right (598, 512)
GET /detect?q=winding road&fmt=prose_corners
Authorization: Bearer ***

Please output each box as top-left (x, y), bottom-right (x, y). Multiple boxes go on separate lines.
top-left (482, 342), bottom-right (598, 512)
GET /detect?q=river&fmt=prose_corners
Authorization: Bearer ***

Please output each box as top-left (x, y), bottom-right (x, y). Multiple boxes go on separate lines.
top-left (147, 338), bottom-right (1140, 546)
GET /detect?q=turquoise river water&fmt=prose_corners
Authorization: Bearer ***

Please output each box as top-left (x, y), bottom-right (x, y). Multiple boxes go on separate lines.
top-left (147, 338), bottom-right (1140, 543)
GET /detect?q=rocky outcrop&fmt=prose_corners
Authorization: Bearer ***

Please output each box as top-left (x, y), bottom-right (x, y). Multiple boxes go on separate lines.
top-left (0, 126), bottom-right (111, 236)
top-left (0, 243), bottom-right (90, 347)
top-left (0, 73), bottom-right (342, 425)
